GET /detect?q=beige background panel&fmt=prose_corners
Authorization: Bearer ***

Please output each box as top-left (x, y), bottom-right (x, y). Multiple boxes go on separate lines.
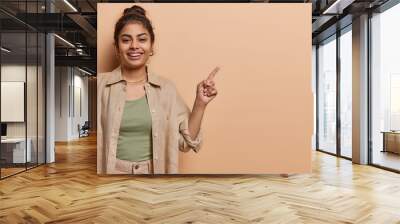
top-left (98, 3), bottom-right (312, 174)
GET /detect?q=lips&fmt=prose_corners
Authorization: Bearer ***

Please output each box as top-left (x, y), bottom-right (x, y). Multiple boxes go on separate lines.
top-left (127, 52), bottom-right (143, 60)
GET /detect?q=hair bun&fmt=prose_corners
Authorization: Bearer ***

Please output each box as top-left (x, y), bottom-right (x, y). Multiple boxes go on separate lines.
top-left (123, 5), bottom-right (146, 17)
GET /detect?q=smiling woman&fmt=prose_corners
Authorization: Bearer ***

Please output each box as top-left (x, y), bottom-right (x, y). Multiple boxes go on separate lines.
top-left (97, 5), bottom-right (219, 175)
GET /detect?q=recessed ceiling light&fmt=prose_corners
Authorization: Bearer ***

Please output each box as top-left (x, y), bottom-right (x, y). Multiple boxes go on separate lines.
top-left (323, 0), bottom-right (355, 15)
top-left (77, 67), bottom-right (93, 76)
top-left (1, 47), bottom-right (11, 53)
top-left (63, 0), bottom-right (78, 12)
top-left (54, 34), bottom-right (75, 48)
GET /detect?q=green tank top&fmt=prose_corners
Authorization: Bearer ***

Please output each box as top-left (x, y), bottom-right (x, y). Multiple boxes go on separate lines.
top-left (116, 95), bottom-right (153, 162)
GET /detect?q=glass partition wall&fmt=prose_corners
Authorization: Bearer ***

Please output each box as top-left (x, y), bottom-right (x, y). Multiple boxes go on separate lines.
top-left (316, 0), bottom-right (400, 173)
top-left (339, 26), bottom-right (352, 159)
top-left (316, 26), bottom-right (352, 159)
top-left (0, 1), bottom-right (46, 179)
top-left (317, 35), bottom-right (337, 155)
top-left (370, 2), bottom-right (400, 172)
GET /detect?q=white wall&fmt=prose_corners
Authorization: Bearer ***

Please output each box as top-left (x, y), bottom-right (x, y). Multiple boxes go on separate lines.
top-left (54, 66), bottom-right (69, 141)
top-left (1, 65), bottom-right (36, 137)
top-left (1, 64), bottom-right (46, 164)
top-left (46, 32), bottom-right (55, 163)
top-left (1, 66), bottom-right (25, 129)
top-left (54, 67), bottom-right (89, 141)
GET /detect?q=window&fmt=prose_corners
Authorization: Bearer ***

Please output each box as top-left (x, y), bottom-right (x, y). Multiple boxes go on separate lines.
top-left (339, 27), bottom-right (352, 158)
top-left (317, 35), bottom-right (337, 154)
top-left (371, 2), bottom-right (400, 171)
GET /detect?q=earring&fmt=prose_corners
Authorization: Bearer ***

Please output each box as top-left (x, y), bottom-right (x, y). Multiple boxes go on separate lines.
top-left (150, 52), bottom-right (154, 56)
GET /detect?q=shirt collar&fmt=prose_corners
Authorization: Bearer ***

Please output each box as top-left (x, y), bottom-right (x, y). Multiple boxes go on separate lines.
top-left (105, 65), bottom-right (162, 87)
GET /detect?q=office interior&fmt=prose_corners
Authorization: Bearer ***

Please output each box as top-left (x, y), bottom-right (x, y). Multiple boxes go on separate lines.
top-left (0, 0), bottom-right (399, 222)
top-left (1, 0), bottom-right (397, 178)
top-left (0, 0), bottom-right (97, 178)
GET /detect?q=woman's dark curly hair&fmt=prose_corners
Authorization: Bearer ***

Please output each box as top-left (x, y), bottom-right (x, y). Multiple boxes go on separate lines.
top-left (114, 5), bottom-right (155, 48)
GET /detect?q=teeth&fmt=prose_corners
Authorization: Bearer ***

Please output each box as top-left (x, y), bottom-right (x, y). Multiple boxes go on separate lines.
top-left (128, 53), bottom-right (141, 57)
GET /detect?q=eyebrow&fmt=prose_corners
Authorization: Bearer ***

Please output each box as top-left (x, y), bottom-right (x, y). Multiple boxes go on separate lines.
top-left (120, 33), bottom-right (148, 38)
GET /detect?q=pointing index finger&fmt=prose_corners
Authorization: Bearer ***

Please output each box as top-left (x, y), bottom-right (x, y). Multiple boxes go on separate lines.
top-left (207, 66), bottom-right (220, 81)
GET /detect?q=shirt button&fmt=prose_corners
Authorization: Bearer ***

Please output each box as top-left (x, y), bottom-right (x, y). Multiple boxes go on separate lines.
top-left (151, 110), bottom-right (155, 113)
top-left (134, 165), bottom-right (139, 169)
top-left (153, 133), bottom-right (158, 138)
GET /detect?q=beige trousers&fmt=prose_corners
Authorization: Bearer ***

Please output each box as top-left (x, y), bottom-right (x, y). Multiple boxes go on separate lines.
top-left (114, 159), bottom-right (153, 174)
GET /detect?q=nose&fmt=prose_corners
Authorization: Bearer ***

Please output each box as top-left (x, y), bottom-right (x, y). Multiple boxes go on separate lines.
top-left (129, 39), bottom-right (138, 49)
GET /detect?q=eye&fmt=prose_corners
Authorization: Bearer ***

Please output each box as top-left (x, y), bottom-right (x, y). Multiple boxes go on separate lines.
top-left (139, 38), bottom-right (147, 42)
top-left (121, 38), bottom-right (131, 43)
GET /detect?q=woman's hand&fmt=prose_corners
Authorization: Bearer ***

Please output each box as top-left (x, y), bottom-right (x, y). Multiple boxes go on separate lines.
top-left (195, 66), bottom-right (220, 108)
top-left (188, 67), bottom-right (219, 141)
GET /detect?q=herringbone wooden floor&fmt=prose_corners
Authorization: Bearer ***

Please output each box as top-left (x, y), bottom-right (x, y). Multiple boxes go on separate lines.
top-left (1, 135), bottom-right (400, 224)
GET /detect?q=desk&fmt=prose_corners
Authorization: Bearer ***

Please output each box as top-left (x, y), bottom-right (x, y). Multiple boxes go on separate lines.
top-left (381, 131), bottom-right (400, 154)
top-left (1, 138), bottom-right (31, 163)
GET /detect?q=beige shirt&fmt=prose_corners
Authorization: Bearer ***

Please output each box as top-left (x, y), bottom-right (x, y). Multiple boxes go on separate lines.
top-left (97, 66), bottom-right (202, 174)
